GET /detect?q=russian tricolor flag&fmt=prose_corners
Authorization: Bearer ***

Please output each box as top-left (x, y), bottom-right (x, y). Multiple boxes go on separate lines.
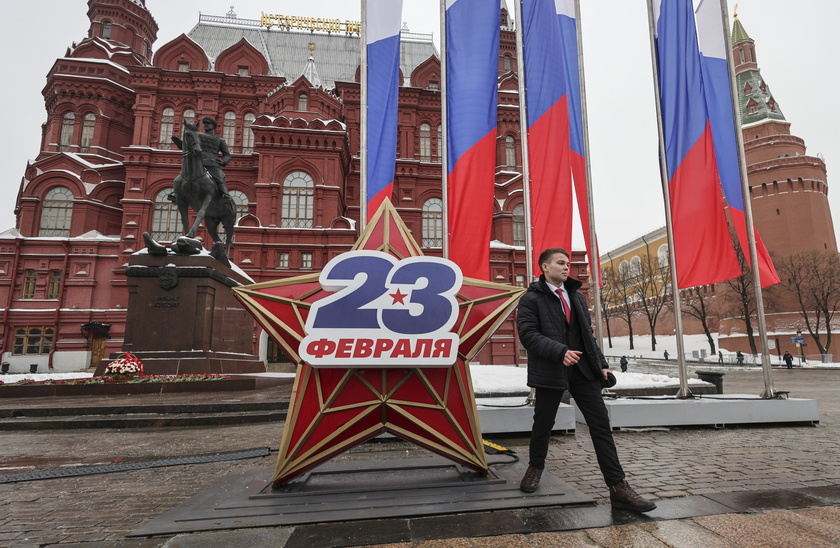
top-left (654, 0), bottom-right (741, 288)
top-left (365, 0), bottom-right (403, 220)
top-left (555, 0), bottom-right (601, 282)
top-left (445, 0), bottom-right (500, 281)
top-left (695, 0), bottom-right (779, 287)
top-left (522, 0), bottom-right (573, 271)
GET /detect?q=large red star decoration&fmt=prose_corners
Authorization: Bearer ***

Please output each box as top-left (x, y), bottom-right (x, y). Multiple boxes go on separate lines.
top-left (233, 200), bottom-right (525, 487)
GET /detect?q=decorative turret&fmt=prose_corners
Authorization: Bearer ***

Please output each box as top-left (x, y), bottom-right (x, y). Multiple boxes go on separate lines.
top-left (734, 10), bottom-right (837, 257)
top-left (85, 0), bottom-right (158, 65)
top-left (301, 43), bottom-right (324, 89)
top-left (731, 11), bottom-right (785, 127)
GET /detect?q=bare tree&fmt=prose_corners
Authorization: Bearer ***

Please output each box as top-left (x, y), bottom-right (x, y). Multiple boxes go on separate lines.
top-left (721, 251), bottom-right (758, 354)
top-left (629, 250), bottom-right (670, 351)
top-left (602, 265), bottom-right (641, 350)
top-left (677, 285), bottom-right (717, 354)
top-left (599, 269), bottom-right (619, 348)
top-left (774, 250), bottom-right (840, 354)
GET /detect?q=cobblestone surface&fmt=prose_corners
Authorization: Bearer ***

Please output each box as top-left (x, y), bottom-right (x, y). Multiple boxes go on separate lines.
top-left (0, 368), bottom-right (838, 547)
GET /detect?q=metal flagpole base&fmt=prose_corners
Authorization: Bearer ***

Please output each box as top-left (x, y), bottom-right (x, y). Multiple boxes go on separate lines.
top-left (676, 387), bottom-right (695, 399)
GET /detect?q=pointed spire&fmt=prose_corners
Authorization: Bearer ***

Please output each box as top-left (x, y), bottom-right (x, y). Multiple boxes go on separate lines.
top-left (731, 10), bottom-right (786, 126)
top-left (301, 42), bottom-right (323, 88)
top-left (731, 5), bottom-right (751, 44)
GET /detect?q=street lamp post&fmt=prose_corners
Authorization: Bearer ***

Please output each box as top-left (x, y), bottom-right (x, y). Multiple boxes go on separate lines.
top-left (796, 329), bottom-right (804, 365)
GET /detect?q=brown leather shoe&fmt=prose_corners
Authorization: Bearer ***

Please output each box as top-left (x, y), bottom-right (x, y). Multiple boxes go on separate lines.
top-left (519, 465), bottom-right (543, 493)
top-left (609, 480), bottom-right (657, 512)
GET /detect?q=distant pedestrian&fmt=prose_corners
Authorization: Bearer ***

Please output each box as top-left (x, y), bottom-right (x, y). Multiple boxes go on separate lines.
top-left (718, 351), bottom-right (724, 366)
top-left (663, 350), bottom-right (669, 361)
top-left (620, 356), bottom-right (628, 372)
top-left (783, 351), bottom-right (794, 369)
top-left (736, 351), bottom-right (744, 365)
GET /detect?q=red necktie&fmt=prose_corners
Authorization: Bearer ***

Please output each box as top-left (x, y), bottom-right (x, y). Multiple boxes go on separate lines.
top-left (556, 288), bottom-right (571, 324)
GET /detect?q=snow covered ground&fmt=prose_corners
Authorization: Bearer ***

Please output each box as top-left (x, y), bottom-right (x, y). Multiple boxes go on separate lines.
top-left (2, 334), bottom-right (835, 394)
top-left (600, 333), bottom-right (839, 369)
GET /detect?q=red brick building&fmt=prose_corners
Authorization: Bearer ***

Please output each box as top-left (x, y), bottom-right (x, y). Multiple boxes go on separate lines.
top-left (1, 1), bottom-right (551, 372)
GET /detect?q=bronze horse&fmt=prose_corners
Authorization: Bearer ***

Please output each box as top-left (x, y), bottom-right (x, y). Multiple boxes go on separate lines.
top-left (172, 120), bottom-right (235, 261)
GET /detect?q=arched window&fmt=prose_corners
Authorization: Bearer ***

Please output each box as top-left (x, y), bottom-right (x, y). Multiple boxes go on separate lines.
top-left (422, 198), bottom-right (443, 248)
top-left (630, 256), bottom-right (642, 277)
top-left (242, 112), bottom-right (256, 154)
top-left (503, 54), bottom-right (512, 72)
top-left (222, 111), bottom-right (236, 150)
top-left (618, 260), bottom-right (630, 281)
top-left (151, 189), bottom-right (181, 242)
top-left (59, 112), bottom-right (75, 152)
top-left (657, 244), bottom-right (669, 268)
top-left (281, 171), bottom-right (314, 228)
top-left (159, 108), bottom-right (174, 149)
top-left (436, 124), bottom-right (442, 163)
top-left (419, 123), bottom-right (431, 162)
top-left (102, 21), bottom-right (112, 40)
top-left (298, 93), bottom-right (308, 111)
top-left (513, 204), bottom-right (525, 247)
top-left (80, 113), bottom-right (95, 153)
top-left (182, 109), bottom-right (196, 127)
top-left (39, 186), bottom-right (74, 237)
top-left (217, 190), bottom-right (249, 241)
top-left (505, 135), bottom-right (516, 169)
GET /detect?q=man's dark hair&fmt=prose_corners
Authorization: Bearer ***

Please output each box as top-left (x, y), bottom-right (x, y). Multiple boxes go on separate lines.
top-left (538, 247), bottom-right (570, 267)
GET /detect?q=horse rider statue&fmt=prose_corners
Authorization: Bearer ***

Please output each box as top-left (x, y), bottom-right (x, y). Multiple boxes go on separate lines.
top-left (198, 116), bottom-right (232, 200)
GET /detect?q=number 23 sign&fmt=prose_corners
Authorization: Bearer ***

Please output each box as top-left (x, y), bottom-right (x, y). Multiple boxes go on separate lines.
top-left (300, 251), bottom-right (462, 367)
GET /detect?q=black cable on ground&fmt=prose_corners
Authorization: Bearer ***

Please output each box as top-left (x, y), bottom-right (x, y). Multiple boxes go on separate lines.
top-left (0, 447), bottom-right (271, 484)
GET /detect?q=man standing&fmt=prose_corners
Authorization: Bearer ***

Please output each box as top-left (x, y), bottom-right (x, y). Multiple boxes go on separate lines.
top-left (516, 248), bottom-right (656, 513)
top-left (199, 116), bottom-right (232, 199)
top-left (783, 351), bottom-right (794, 369)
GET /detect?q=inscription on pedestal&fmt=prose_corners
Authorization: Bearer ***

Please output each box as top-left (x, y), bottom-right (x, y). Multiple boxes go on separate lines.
top-left (153, 296), bottom-right (180, 308)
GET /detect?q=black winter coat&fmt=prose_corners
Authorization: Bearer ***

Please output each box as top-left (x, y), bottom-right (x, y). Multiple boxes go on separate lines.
top-left (517, 275), bottom-right (608, 390)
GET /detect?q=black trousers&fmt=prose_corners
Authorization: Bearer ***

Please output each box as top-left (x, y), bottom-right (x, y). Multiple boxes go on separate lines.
top-left (528, 364), bottom-right (625, 486)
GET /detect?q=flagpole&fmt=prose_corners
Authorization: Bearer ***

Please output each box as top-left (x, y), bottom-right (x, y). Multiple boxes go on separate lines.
top-left (645, 0), bottom-right (692, 398)
top-left (360, 0), bottom-right (369, 230)
top-left (719, 0), bottom-right (777, 398)
top-left (573, 0), bottom-right (603, 345)
top-left (514, 0), bottom-right (534, 283)
top-left (440, 0), bottom-right (450, 259)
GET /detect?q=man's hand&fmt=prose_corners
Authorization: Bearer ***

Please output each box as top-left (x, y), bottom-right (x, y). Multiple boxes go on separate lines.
top-left (563, 350), bottom-right (582, 366)
top-left (602, 368), bottom-right (610, 380)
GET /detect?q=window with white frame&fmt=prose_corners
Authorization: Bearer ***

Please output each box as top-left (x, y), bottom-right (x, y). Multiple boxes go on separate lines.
top-left (80, 113), bottom-right (95, 153)
top-left (151, 189), bottom-right (181, 242)
top-left (505, 135), bottom-right (516, 169)
top-left (513, 204), bottom-right (526, 247)
top-left (222, 111), bottom-right (236, 150)
top-left (281, 171), bottom-right (314, 228)
top-left (39, 187), bottom-right (74, 237)
top-left (301, 252), bottom-right (313, 269)
top-left (59, 112), bottom-right (75, 152)
top-left (242, 112), bottom-right (256, 153)
top-left (159, 108), bottom-right (174, 149)
top-left (422, 198), bottom-right (443, 248)
top-left (419, 123), bottom-right (431, 162)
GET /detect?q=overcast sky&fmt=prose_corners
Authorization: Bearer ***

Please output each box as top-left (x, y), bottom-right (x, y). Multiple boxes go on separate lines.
top-left (2, 0), bottom-right (837, 252)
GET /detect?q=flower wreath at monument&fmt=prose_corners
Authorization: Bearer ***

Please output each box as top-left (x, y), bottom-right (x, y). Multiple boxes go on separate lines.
top-left (101, 351), bottom-right (145, 377)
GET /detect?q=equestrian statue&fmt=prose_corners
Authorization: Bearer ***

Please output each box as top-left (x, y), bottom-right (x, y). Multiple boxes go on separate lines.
top-left (151, 116), bottom-right (236, 266)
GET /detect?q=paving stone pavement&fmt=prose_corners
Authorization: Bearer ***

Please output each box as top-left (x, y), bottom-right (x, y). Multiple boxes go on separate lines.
top-left (1, 368), bottom-right (838, 547)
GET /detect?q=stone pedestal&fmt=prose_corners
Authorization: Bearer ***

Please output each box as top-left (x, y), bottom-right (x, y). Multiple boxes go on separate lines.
top-left (96, 254), bottom-right (264, 375)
